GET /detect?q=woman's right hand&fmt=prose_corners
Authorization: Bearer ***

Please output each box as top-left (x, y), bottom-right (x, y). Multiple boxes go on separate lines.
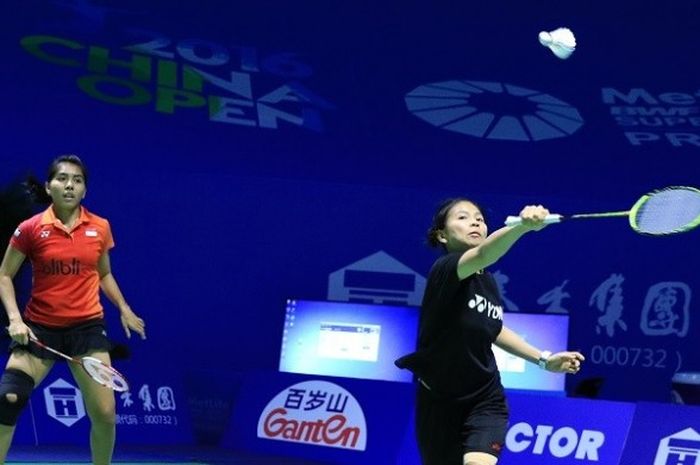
top-left (519, 205), bottom-right (551, 231)
top-left (7, 318), bottom-right (35, 346)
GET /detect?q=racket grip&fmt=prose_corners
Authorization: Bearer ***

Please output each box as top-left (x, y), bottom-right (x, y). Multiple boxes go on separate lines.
top-left (505, 214), bottom-right (563, 226)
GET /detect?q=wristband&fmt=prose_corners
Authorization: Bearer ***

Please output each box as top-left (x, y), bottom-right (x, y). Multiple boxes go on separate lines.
top-left (538, 350), bottom-right (552, 370)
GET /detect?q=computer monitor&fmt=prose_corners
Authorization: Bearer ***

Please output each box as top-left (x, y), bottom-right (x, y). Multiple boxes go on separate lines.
top-left (279, 301), bottom-right (568, 390)
top-left (494, 312), bottom-right (570, 392)
top-left (278, 299), bottom-right (419, 383)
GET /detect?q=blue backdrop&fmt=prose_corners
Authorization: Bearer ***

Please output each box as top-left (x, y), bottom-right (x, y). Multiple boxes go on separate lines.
top-left (1, 0), bottom-right (698, 416)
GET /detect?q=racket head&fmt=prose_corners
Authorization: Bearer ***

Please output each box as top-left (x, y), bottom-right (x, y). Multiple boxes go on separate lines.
top-left (630, 186), bottom-right (700, 236)
top-left (81, 357), bottom-right (130, 392)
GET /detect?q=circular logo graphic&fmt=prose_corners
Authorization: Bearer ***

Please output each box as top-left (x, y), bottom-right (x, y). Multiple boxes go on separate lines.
top-left (405, 80), bottom-right (584, 141)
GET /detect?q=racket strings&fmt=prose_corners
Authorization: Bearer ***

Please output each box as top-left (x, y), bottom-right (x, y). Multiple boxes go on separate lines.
top-left (82, 357), bottom-right (130, 392)
top-left (634, 187), bottom-right (700, 235)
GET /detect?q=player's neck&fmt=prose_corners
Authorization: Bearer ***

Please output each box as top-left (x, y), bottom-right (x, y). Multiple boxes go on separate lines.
top-left (52, 205), bottom-right (81, 229)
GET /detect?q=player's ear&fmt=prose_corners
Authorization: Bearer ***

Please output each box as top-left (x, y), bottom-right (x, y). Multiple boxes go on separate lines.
top-left (437, 230), bottom-right (448, 244)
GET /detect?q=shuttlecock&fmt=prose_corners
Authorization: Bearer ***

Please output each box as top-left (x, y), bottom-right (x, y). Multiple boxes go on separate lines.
top-left (538, 27), bottom-right (576, 59)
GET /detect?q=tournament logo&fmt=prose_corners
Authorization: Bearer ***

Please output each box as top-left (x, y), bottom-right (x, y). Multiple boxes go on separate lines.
top-left (405, 80), bottom-right (584, 141)
top-left (257, 380), bottom-right (367, 451)
top-left (601, 87), bottom-right (700, 148)
top-left (21, 33), bottom-right (333, 132)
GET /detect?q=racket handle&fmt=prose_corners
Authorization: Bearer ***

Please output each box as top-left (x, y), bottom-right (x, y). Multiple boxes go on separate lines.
top-left (505, 214), bottom-right (564, 226)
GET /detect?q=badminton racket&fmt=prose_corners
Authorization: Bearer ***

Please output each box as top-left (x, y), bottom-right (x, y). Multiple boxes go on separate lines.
top-left (504, 186), bottom-right (700, 236)
top-left (30, 335), bottom-right (130, 392)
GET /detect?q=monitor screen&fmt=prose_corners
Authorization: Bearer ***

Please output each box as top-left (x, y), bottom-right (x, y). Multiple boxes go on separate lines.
top-left (495, 312), bottom-right (570, 392)
top-left (279, 299), bottom-right (419, 383)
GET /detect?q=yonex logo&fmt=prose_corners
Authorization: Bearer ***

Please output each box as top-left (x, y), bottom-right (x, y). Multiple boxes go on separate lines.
top-left (468, 293), bottom-right (503, 320)
top-left (469, 294), bottom-right (487, 312)
top-left (405, 80), bottom-right (584, 141)
top-left (40, 230), bottom-right (50, 238)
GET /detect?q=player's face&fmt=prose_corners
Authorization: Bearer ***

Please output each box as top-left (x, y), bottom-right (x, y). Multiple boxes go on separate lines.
top-left (439, 201), bottom-right (488, 251)
top-left (46, 162), bottom-right (86, 210)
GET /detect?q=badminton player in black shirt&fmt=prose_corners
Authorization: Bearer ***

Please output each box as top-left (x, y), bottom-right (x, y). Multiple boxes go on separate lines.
top-left (396, 198), bottom-right (584, 465)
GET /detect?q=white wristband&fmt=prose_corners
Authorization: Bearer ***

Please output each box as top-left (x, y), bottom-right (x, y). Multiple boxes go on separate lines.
top-left (538, 350), bottom-right (552, 370)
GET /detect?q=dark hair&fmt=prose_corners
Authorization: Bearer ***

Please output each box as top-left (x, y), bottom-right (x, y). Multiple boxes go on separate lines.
top-left (426, 197), bottom-right (486, 248)
top-left (25, 154), bottom-right (88, 205)
top-left (0, 180), bottom-right (34, 246)
top-left (47, 154), bottom-right (88, 184)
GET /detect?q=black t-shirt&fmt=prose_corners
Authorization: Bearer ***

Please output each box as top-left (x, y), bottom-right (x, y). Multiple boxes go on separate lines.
top-left (396, 252), bottom-right (504, 398)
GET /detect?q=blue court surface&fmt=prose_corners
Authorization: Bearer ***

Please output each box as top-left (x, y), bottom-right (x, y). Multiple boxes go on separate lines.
top-left (6, 445), bottom-right (330, 464)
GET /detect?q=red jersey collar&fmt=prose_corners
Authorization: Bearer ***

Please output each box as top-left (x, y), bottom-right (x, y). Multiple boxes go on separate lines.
top-left (40, 205), bottom-right (90, 230)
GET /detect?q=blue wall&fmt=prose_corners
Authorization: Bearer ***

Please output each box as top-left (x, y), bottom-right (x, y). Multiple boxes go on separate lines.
top-left (1, 0), bottom-right (699, 405)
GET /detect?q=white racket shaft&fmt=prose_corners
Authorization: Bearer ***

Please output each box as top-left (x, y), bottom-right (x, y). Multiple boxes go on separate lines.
top-left (29, 335), bottom-right (130, 392)
top-left (505, 214), bottom-right (563, 227)
top-left (29, 335), bottom-right (73, 362)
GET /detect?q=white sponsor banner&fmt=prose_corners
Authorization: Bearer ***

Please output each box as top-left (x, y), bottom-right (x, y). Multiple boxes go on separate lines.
top-left (257, 380), bottom-right (367, 451)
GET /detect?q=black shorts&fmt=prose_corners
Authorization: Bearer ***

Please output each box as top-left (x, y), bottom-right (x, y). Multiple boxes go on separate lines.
top-left (416, 380), bottom-right (509, 465)
top-left (9, 319), bottom-right (112, 361)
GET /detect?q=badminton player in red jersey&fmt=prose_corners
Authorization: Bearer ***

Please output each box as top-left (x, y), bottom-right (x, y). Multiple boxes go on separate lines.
top-left (0, 155), bottom-right (146, 465)
top-left (395, 198), bottom-right (585, 465)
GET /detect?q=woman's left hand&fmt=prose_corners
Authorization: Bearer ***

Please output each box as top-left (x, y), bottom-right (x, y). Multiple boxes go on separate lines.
top-left (120, 304), bottom-right (146, 340)
top-left (545, 351), bottom-right (585, 374)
